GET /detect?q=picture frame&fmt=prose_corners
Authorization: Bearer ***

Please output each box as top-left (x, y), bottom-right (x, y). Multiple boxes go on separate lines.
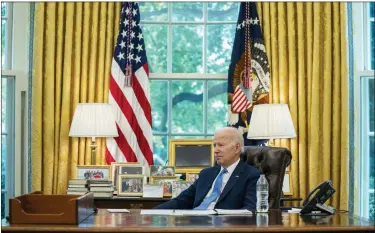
top-left (150, 165), bottom-right (175, 176)
top-left (76, 165), bottom-right (111, 180)
top-left (149, 176), bottom-right (179, 197)
top-left (282, 171), bottom-right (293, 196)
top-left (172, 181), bottom-right (193, 198)
top-left (185, 172), bottom-right (200, 182)
top-left (118, 164), bottom-right (144, 175)
top-left (169, 139), bottom-right (214, 174)
top-left (110, 162), bottom-right (140, 193)
top-left (117, 174), bottom-right (147, 197)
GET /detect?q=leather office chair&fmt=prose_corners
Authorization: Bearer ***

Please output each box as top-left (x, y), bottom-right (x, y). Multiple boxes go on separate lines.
top-left (240, 146), bottom-right (292, 209)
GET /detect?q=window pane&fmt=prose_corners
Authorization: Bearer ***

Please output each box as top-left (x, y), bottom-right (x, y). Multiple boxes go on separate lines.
top-left (370, 192), bottom-right (374, 220)
top-left (1, 19), bottom-right (7, 70)
top-left (207, 2), bottom-right (239, 21)
top-left (172, 2), bottom-right (203, 22)
top-left (150, 80), bottom-right (168, 133)
top-left (207, 24), bottom-right (236, 74)
top-left (370, 2), bottom-right (374, 17)
top-left (207, 80), bottom-right (228, 134)
top-left (1, 77), bottom-right (6, 133)
top-left (172, 25), bottom-right (203, 73)
top-left (370, 136), bottom-right (374, 189)
top-left (370, 78), bottom-right (374, 130)
top-left (141, 24), bottom-right (168, 73)
top-left (370, 21), bottom-right (374, 70)
top-left (171, 80), bottom-right (203, 133)
top-left (139, 2), bottom-right (168, 22)
top-left (153, 135), bottom-right (168, 166)
top-left (1, 2), bottom-right (5, 17)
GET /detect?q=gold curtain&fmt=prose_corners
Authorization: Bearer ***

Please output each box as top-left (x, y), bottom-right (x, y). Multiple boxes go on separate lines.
top-left (256, 2), bottom-right (348, 210)
top-left (31, 2), bottom-right (122, 194)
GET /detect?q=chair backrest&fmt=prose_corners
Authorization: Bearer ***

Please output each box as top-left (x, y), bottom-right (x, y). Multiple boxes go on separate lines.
top-left (240, 146), bottom-right (292, 209)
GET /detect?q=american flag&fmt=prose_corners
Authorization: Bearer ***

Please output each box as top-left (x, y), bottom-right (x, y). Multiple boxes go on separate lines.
top-left (106, 2), bottom-right (153, 168)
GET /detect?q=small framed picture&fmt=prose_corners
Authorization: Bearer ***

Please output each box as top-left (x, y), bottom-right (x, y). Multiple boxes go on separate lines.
top-left (150, 165), bottom-right (175, 176)
top-left (110, 162), bottom-right (140, 193)
top-left (150, 176), bottom-right (179, 197)
top-left (117, 174), bottom-right (147, 197)
top-left (283, 171), bottom-right (293, 196)
top-left (186, 172), bottom-right (200, 182)
top-left (172, 181), bottom-right (193, 198)
top-left (77, 165), bottom-right (111, 180)
top-left (118, 164), bottom-right (144, 175)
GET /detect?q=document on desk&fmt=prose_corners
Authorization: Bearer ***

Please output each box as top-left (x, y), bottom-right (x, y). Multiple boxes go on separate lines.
top-left (140, 209), bottom-right (252, 216)
top-left (215, 209), bottom-right (252, 215)
top-left (140, 209), bottom-right (175, 215)
top-left (107, 209), bottom-right (130, 213)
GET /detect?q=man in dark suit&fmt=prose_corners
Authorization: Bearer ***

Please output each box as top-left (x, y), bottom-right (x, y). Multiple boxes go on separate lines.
top-left (154, 127), bottom-right (261, 210)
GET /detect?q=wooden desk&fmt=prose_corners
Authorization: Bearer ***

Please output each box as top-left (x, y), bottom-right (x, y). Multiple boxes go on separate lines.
top-left (94, 197), bottom-right (302, 209)
top-left (2, 209), bottom-right (374, 233)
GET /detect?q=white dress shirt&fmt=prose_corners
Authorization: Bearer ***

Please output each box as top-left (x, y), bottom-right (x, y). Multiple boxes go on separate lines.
top-left (204, 158), bottom-right (240, 209)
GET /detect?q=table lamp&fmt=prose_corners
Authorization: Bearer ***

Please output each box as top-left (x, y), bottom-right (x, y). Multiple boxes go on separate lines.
top-left (69, 103), bottom-right (118, 165)
top-left (247, 104), bottom-right (296, 142)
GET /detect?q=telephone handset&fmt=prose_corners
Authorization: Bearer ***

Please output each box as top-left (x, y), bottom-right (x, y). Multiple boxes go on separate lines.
top-left (300, 180), bottom-right (336, 215)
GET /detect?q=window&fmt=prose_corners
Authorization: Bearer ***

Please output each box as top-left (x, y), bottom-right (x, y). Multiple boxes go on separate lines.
top-left (1, 75), bottom-right (15, 220)
top-left (139, 2), bottom-right (239, 165)
top-left (1, 2), bottom-right (12, 70)
top-left (352, 2), bottom-right (374, 220)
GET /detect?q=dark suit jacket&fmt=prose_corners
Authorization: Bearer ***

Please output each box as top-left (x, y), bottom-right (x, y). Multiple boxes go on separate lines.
top-left (154, 161), bottom-right (261, 210)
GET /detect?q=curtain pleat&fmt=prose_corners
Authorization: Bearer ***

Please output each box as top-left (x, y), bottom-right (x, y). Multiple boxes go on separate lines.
top-left (256, 2), bottom-right (348, 210)
top-left (32, 2), bottom-right (122, 194)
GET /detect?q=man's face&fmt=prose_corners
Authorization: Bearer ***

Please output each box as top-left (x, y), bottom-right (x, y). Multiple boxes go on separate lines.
top-left (213, 130), bottom-right (241, 168)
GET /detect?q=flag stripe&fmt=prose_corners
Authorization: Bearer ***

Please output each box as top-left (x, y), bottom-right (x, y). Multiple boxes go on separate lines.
top-left (109, 76), bottom-right (153, 165)
top-left (132, 72), bottom-right (152, 125)
top-left (113, 124), bottom-right (137, 162)
top-left (111, 60), bottom-right (152, 149)
top-left (108, 94), bottom-right (150, 166)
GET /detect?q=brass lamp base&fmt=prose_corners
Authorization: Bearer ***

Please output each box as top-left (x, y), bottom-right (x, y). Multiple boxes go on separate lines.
top-left (90, 137), bottom-right (97, 165)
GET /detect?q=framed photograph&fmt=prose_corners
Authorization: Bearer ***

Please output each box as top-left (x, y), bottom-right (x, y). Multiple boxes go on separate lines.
top-left (169, 139), bottom-right (214, 174)
top-left (150, 176), bottom-right (179, 197)
top-left (186, 172), bottom-right (200, 182)
top-left (117, 174), bottom-right (147, 197)
top-left (283, 171), bottom-right (293, 196)
top-left (150, 165), bottom-right (175, 176)
top-left (118, 165), bottom-right (144, 175)
top-left (77, 165), bottom-right (111, 180)
top-left (110, 162), bottom-right (139, 193)
top-left (172, 181), bottom-right (193, 198)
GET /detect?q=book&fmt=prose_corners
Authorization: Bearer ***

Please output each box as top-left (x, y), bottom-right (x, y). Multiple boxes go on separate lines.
top-left (93, 192), bottom-right (113, 198)
top-left (90, 187), bottom-right (114, 192)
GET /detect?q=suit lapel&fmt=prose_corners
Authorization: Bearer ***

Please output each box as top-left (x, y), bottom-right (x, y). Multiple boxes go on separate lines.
top-left (216, 161), bottom-right (245, 203)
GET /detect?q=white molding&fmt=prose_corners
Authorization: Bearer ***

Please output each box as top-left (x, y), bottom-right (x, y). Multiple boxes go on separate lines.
top-left (8, 2), bottom-right (30, 197)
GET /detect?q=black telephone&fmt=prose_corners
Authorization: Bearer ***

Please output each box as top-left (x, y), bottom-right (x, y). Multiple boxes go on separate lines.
top-left (300, 180), bottom-right (336, 215)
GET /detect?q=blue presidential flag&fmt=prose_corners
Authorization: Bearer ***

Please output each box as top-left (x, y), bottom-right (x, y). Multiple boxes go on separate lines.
top-left (227, 2), bottom-right (270, 145)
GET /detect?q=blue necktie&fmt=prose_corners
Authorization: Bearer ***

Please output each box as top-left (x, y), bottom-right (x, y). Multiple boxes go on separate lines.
top-left (194, 168), bottom-right (228, 210)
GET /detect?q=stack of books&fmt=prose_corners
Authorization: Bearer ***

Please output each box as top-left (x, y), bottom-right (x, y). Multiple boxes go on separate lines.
top-left (67, 179), bottom-right (88, 195)
top-left (88, 179), bottom-right (113, 198)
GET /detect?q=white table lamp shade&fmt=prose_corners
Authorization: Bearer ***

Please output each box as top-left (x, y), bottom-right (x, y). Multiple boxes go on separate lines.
top-left (247, 104), bottom-right (296, 139)
top-left (69, 103), bottom-right (118, 138)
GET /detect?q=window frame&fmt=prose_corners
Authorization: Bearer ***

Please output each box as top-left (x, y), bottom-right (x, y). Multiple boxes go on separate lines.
top-left (352, 2), bottom-right (375, 219)
top-left (141, 3), bottom-right (238, 165)
top-left (1, 2), bottom-right (13, 70)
